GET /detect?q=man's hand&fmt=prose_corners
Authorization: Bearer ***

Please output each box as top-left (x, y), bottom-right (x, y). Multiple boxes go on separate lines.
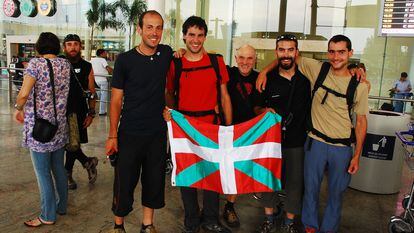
top-left (256, 71), bottom-right (267, 93)
top-left (356, 67), bottom-right (371, 92)
top-left (173, 48), bottom-right (186, 58)
top-left (106, 138), bottom-right (118, 155)
top-left (83, 115), bottom-right (93, 128)
top-left (14, 110), bottom-right (24, 124)
top-left (163, 107), bottom-right (172, 122)
top-left (348, 156), bottom-right (360, 174)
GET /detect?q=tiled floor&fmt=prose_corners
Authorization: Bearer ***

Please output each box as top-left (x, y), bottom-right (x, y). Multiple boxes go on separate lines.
top-left (0, 90), bottom-right (409, 233)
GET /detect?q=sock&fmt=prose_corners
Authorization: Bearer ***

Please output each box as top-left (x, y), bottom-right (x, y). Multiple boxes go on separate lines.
top-left (284, 217), bottom-right (294, 225)
top-left (265, 214), bottom-right (274, 223)
top-left (225, 201), bottom-right (234, 209)
top-left (114, 223), bottom-right (124, 229)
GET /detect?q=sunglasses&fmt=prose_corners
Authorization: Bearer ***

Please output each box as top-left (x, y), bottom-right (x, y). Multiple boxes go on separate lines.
top-left (276, 34), bottom-right (297, 42)
top-left (64, 34), bottom-right (81, 43)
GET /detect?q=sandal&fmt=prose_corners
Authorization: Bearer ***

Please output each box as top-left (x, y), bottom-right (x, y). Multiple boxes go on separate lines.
top-left (24, 217), bottom-right (55, 227)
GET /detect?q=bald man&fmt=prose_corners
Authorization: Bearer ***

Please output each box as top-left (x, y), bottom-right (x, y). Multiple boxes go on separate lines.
top-left (223, 44), bottom-right (259, 228)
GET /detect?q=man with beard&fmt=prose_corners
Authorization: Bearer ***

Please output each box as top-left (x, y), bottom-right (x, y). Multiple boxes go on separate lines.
top-left (253, 34), bottom-right (310, 233)
top-left (222, 44), bottom-right (258, 228)
top-left (106, 10), bottom-right (173, 233)
top-left (256, 35), bottom-right (369, 233)
top-left (63, 34), bottom-right (98, 190)
top-left (165, 16), bottom-right (232, 233)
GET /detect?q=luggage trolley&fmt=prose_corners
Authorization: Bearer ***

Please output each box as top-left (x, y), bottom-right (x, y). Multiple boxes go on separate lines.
top-left (389, 124), bottom-right (414, 233)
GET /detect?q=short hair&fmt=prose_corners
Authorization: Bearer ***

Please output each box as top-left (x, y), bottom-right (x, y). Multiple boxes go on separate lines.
top-left (276, 34), bottom-right (298, 49)
top-left (328, 34), bottom-right (352, 51)
top-left (96, 49), bottom-right (106, 57)
top-left (401, 72), bottom-right (408, 78)
top-left (138, 10), bottom-right (163, 29)
top-left (347, 63), bottom-right (357, 70)
top-left (182, 16), bottom-right (208, 36)
top-left (35, 32), bottom-right (61, 55)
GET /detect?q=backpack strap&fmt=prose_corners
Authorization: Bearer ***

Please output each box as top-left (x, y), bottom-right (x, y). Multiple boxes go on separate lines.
top-left (173, 57), bottom-right (183, 109)
top-left (346, 75), bottom-right (360, 120)
top-left (208, 53), bottom-right (225, 124)
top-left (311, 62), bottom-right (331, 100)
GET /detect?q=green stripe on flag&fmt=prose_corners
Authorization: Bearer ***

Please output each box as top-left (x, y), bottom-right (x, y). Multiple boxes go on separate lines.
top-left (233, 112), bottom-right (282, 147)
top-left (171, 110), bottom-right (219, 149)
top-left (175, 160), bottom-right (220, 187)
top-left (234, 160), bottom-right (282, 191)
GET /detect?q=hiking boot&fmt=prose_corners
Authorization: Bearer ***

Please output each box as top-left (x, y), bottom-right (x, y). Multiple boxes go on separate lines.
top-left (201, 222), bottom-right (231, 233)
top-left (182, 226), bottom-right (200, 233)
top-left (254, 220), bottom-right (276, 233)
top-left (83, 157), bottom-right (98, 184)
top-left (140, 224), bottom-right (157, 233)
top-left (280, 222), bottom-right (300, 233)
top-left (223, 204), bottom-right (240, 228)
top-left (67, 171), bottom-right (77, 190)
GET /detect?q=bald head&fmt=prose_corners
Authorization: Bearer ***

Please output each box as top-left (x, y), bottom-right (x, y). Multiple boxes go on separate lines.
top-left (235, 44), bottom-right (256, 76)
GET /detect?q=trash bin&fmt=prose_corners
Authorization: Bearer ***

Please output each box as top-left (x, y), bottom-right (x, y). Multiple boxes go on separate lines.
top-left (349, 110), bottom-right (411, 194)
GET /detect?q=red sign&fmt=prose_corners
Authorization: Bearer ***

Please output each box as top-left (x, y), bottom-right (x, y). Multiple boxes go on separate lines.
top-left (3, 0), bottom-right (21, 17)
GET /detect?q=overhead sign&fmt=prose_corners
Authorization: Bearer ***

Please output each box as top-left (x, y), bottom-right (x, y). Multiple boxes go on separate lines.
top-left (37, 0), bottom-right (56, 16)
top-left (3, 0), bottom-right (21, 17)
top-left (362, 133), bottom-right (396, 160)
top-left (20, 0), bottom-right (36, 17)
top-left (379, 0), bottom-right (414, 37)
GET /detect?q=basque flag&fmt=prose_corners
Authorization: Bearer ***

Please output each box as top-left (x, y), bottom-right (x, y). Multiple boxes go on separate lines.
top-left (167, 110), bottom-right (282, 194)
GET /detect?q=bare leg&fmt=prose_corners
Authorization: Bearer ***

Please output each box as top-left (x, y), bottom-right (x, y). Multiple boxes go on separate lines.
top-left (142, 206), bottom-right (154, 225)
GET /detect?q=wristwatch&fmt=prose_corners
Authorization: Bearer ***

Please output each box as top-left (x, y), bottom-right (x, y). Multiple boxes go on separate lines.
top-left (14, 103), bottom-right (23, 111)
top-left (88, 109), bottom-right (96, 118)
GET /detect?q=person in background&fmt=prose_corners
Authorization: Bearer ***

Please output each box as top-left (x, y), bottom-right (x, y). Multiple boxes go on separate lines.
top-left (391, 72), bottom-right (411, 113)
top-left (91, 49), bottom-right (113, 116)
top-left (14, 32), bottom-right (70, 227)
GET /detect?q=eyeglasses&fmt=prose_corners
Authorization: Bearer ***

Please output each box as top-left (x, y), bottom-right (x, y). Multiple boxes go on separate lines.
top-left (276, 34), bottom-right (297, 42)
top-left (63, 34), bottom-right (81, 43)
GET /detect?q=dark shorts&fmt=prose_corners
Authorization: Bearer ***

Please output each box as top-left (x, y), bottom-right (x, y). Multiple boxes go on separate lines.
top-left (112, 131), bottom-right (167, 217)
top-left (261, 147), bottom-right (304, 215)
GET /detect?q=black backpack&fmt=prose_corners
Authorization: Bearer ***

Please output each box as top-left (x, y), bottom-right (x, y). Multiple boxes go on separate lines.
top-left (172, 53), bottom-right (224, 124)
top-left (308, 62), bottom-right (360, 146)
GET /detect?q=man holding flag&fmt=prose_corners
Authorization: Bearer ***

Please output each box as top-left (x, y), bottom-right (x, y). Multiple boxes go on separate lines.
top-left (165, 16), bottom-right (232, 233)
top-left (253, 34), bottom-right (310, 233)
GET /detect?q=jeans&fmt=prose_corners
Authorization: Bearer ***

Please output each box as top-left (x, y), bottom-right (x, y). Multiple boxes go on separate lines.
top-left (96, 79), bottom-right (108, 114)
top-left (301, 137), bottom-right (352, 233)
top-left (393, 93), bottom-right (411, 113)
top-left (30, 148), bottom-right (68, 222)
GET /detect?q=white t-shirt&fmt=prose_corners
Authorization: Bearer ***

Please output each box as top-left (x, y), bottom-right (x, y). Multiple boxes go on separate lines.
top-left (90, 57), bottom-right (109, 82)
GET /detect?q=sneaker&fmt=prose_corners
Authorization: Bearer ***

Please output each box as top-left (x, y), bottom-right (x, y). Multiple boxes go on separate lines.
top-left (201, 222), bottom-right (232, 233)
top-left (280, 223), bottom-right (300, 233)
top-left (182, 226), bottom-right (200, 233)
top-left (304, 226), bottom-right (317, 233)
top-left (84, 157), bottom-right (98, 184)
top-left (140, 225), bottom-right (157, 233)
top-left (223, 205), bottom-right (240, 228)
top-left (67, 171), bottom-right (77, 190)
top-left (254, 220), bottom-right (276, 233)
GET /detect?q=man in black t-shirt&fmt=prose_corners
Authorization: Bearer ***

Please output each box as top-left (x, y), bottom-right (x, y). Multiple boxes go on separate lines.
top-left (253, 35), bottom-right (310, 233)
top-left (223, 44), bottom-right (258, 228)
top-left (105, 11), bottom-right (173, 233)
top-left (63, 34), bottom-right (99, 190)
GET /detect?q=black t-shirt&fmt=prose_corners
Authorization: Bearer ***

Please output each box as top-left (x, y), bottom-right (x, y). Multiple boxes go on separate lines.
top-left (227, 66), bottom-right (258, 124)
top-left (72, 59), bottom-right (92, 91)
top-left (112, 44), bottom-right (173, 135)
top-left (254, 67), bottom-right (311, 148)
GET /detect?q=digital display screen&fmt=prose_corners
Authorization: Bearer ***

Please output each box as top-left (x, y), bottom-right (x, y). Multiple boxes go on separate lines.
top-left (379, 0), bottom-right (414, 36)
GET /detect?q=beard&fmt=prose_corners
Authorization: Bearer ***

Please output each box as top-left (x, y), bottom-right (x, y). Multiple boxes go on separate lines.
top-left (278, 57), bottom-right (295, 70)
top-left (65, 51), bottom-right (81, 63)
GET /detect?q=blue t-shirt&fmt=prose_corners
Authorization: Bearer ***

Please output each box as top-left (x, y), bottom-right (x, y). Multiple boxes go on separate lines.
top-left (394, 79), bottom-right (411, 93)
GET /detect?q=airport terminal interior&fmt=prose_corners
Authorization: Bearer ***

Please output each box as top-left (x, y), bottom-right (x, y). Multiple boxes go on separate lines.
top-left (1, 0), bottom-right (414, 232)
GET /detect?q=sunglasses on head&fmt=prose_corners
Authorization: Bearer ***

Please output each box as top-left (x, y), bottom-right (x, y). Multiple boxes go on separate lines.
top-left (276, 34), bottom-right (297, 42)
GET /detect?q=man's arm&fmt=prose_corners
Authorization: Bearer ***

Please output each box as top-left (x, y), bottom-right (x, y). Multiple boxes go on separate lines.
top-left (83, 69), bottom-right (97, 128)
top-left (348, 114), bottom-right (367, 174)
top-left (256, 60), bottom-right (278, 92)
top-left (165, 90), bottom-right (176, 109)
top-left (105, 88), bottom-right (124, 155)
top-left (106, 66), bottom-right (113, 75)
top-left (220, 84), bottom-right (232, 125)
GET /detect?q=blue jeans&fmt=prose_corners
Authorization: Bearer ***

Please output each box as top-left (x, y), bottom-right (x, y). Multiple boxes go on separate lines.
top-left (393, 93), bottom-right (410, 113)
top-left (301, 137), bottom-right (352, 233)
top-left (30, 148), bottom-right (68, 222)
top-left (96, 79), bottom-right (108, 114)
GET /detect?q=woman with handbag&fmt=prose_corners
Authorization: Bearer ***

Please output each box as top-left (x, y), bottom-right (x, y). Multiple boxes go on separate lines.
top-left (14, 32), bottom-right (71, 227)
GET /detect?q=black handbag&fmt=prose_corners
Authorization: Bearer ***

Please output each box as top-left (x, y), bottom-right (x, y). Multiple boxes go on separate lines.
top-left (32, 59), bottom-right (58, 143)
